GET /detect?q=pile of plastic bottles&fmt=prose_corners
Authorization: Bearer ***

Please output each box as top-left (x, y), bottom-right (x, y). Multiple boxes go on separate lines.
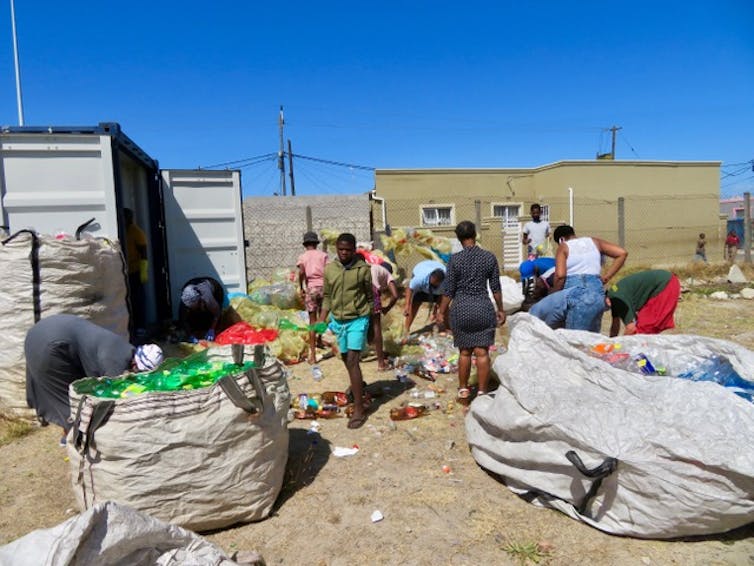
top-left (585, 344), bottom-right (753, 403)
top-left (678, 355), bottom-right (754, 402)
top-left (583, 343), bottom-right (667, 376)
top-left (73, 358), bottom-right (256, 399)
top-left (291, 391), bottom-right (349, 419)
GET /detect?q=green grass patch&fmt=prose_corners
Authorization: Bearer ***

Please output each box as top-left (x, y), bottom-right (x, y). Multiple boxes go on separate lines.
top-left (0, 412), bottom-right (34, 446)
top-left (503, 540), bottom-right (551, 564)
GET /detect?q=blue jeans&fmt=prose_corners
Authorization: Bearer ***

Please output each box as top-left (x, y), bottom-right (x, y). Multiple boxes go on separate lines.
top-left (529, 288), bottom-right (573, 330)
top-left (564, 274), bottom-right (605, 333)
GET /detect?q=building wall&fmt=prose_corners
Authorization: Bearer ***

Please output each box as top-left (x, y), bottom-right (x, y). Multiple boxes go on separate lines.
top-left (243, 194), bottom-right (371, 282)
top-left (375, 160), bottom-right (724, 269)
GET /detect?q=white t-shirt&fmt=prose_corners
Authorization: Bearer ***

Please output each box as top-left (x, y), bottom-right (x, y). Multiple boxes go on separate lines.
top-left (565, 237), bottom-right (601, 275)
top-left (523, 220), bottom-right (551, 250)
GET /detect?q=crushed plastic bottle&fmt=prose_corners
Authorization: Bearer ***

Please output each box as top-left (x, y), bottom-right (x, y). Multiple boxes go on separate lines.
top-left (678, 355), bottom-right (754, 402)
top-left (311, 365), bottom-right (323, 382)
top-left (389, 403), bottom-right (428, 421)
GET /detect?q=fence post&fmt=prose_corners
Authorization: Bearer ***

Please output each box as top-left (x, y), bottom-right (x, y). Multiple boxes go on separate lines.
top-left (745, 192), bottom-right (752, 264)
top-left (474, 200), bottom-right (481, 234)
top-left (617, 197), bottom-right (625, 248)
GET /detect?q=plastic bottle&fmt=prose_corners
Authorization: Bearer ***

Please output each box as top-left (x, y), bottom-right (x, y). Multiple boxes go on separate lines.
top-left (311, 365), bottom-right (323, 382)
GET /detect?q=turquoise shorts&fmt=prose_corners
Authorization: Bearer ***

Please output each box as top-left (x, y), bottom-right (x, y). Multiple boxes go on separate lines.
top-left (328, 315), bottom-right (370, 352)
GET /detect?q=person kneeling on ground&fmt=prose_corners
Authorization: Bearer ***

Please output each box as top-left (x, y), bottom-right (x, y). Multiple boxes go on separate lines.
top-left (607, 269), bottom-right (681, 337)
top-left (318, 233), bottom-right (373, 429)
top-left (25, 314), bottom-right (163, 446)
top-left (179, 276), bottom-right (225, 342)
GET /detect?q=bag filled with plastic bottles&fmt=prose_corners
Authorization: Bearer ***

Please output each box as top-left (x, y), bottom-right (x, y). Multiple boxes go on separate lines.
top-left (467, 313), bottom-right (754, 539)
top-left (66, 344), bottom-right (291, 531)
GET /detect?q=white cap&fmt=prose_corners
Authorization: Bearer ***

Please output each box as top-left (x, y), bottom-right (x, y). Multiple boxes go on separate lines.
top-left (134, 344), bottom-right (164, 372)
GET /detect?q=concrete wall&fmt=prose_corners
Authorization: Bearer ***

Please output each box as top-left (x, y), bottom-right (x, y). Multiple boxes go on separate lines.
top-left (243, 194), bottom-right (372, 282)
top-left (375, 160), bottom-right (724, 267)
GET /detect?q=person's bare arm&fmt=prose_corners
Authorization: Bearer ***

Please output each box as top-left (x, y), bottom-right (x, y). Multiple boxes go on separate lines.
top-left (594, 237), bottom-right (628, 284)
top-left (610, 315), bottom-right (622, 337)
top-left (436, 294), bottom-right (450, 326)
top-left (383, 281), bottom-right (399, 314)
top-left (552, 243), bottom-right (568, 291)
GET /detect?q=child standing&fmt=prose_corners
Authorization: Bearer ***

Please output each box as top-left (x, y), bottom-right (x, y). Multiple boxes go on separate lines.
top-left (319, 233), bottom-right (373, 429)
top-left (297, 231), bottom-right (329, 364)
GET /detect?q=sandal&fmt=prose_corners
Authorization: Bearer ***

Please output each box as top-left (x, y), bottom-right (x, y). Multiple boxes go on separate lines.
top-left (457, 387), bottom-right (471, 400)
top-left (347, 413), bottom-right (368, 429)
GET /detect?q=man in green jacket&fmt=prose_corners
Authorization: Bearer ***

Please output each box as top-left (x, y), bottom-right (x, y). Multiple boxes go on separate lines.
top-left (319, 233), bottom-right (373, 429)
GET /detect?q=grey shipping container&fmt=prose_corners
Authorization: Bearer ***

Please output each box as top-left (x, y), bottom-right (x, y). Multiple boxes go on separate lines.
top-left (0, 122), bottom-right (247, 335)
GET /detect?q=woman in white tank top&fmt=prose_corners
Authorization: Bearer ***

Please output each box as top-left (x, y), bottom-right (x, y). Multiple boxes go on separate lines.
top-left (551, 225), bottom-right (627, 332)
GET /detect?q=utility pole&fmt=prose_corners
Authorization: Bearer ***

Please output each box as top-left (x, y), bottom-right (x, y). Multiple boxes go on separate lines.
top-left (10, 0), bottom-right (25, 125)
top-left (596, 125), bottom-right (622, 160)
top-left (278, 106), bottom-right (286, 196)
top-left (609, 125), bottom-right (622, 159)
top-left (287, 139), bottom-right (296, 196)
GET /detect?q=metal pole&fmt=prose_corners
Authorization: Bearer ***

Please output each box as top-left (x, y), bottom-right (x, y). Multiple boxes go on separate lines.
top-left (474, 199), bottom-right (481, 235)
top-left (617, 197), bottom-right (625, 248)
top-left (745, 192), bottom-right (751, 264)
top-left (287, 139), bottom-right (296, 196)
top-left (277, 106), bottom-right (286, 196)
top-left (568, 187), bottom-right (574, 226)
top-left (10, 0), bottom-right (24, 125)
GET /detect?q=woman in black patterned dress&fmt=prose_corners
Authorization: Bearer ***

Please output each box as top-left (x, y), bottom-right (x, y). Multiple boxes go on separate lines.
top-left (438, 221), bottom-right (506, 401)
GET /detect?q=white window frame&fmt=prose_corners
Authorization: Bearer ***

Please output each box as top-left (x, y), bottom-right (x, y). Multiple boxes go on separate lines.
top-left (420, 203), bottom-right (455, 227)
top-left (491, 202), bottom-right (523, 223)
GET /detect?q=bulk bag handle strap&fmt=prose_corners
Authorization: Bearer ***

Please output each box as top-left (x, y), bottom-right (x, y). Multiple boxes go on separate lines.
top-left (219, 344), bottom-right (267, 414)
top-left (218, 368), bottom-right (265, 415)
top-left (71, 397), bottom-right (116, 457)
top-left (2, 229), bottom-right (42, 323)
top-left (565, 450), bottom-right (619, 517)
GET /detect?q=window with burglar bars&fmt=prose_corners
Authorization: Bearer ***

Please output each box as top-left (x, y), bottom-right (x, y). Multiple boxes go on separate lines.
top-left (421, 204), bottom-right (454, 227)
top-left (491, 203), bottom-right (521, 225)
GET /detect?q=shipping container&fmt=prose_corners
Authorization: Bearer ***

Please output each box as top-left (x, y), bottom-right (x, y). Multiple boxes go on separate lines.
top-left (0, 122), bottom-right (247, 335)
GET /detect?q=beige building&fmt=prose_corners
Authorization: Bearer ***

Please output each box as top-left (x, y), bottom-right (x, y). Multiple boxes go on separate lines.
top-left (373, 160), bottom-right (723, 272)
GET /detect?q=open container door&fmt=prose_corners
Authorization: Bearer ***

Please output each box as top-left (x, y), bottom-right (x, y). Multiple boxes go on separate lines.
top-left (161, 169), bottom-right (248, 318)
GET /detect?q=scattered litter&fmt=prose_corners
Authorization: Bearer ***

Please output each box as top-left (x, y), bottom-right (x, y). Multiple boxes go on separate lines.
top-left (442, 465), bottom-right (451, 474)
top-left (332, 445), bottom-right (360, 457)
top-left (370, 510), bottom-right (384, 523)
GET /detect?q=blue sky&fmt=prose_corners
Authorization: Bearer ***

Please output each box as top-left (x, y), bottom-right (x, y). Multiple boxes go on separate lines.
top-left (0, 1), bottom-right (751, 198)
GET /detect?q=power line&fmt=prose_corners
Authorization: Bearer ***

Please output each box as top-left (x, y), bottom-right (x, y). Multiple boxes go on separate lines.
top-left (200, 152), bottom-right (277, 169)
top-left (619, 132), bottom-right (640, 159)
top-left (721, 174), bottom-right (754, 189)
top-left (721, 165), bottom-right (751, 179)
top-left (292, 153), bottom-right (374, 171)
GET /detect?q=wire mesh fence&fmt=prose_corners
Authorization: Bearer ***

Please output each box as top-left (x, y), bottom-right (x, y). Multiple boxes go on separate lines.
top-left (379, 193), bottom-right (730, 275)
top-left (242, 194), bottom-right (372, 282)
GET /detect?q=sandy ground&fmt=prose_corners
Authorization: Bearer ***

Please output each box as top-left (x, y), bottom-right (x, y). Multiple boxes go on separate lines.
top-left (1, 293), bottom-right (754, 565)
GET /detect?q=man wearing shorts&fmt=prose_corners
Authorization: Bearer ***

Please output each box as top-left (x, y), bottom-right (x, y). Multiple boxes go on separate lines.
top-left (298, 231), bottom-right (329, 364)
top-left (607, 269), bottom-right (681, 337)
top-left (319, 233), bottom-right (373, 429)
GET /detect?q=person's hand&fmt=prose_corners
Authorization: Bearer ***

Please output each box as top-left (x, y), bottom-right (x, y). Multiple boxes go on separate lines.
top-left (403, 307), bottom-right (410, 318)
top-left (205, 329), bottom-right (216, 341)
top-left (436, 312), bottom-right (445, 326)
top-left (496, 310), bottom-right (506, 326)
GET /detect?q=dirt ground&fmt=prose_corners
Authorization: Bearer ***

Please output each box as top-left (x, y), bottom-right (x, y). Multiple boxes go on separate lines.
top-left (2, 291), bottom-right (754, 565)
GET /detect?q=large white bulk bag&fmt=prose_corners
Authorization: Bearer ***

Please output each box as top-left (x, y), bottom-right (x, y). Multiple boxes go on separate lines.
top-left (0, 501), bottom-right (241, 566)
top-left (0, 230), bottom-right (129, 416)
top-left (466, 313), bottom-right (754, 538)
top-left (67, 345), bottom-right (290, 532)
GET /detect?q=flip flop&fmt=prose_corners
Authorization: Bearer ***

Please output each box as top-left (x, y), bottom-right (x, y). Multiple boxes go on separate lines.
top-left (347, 413), bottom-right (368, 429)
